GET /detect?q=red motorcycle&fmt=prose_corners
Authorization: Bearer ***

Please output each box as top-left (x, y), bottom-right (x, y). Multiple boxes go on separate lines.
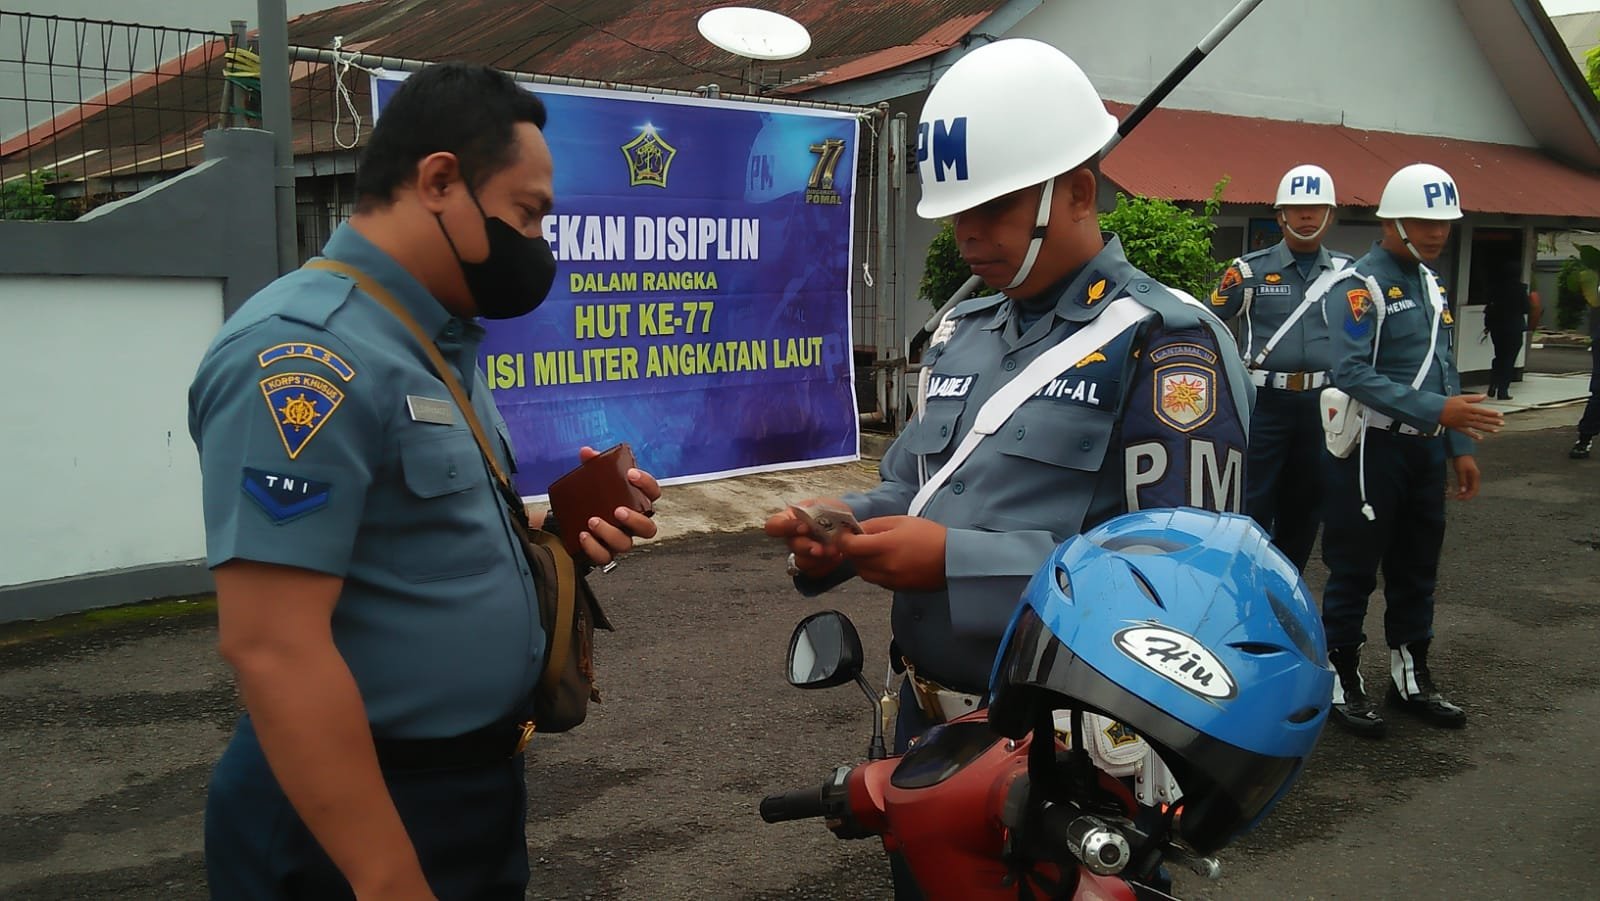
top-left (760, 611), bottom-right (1221, 901)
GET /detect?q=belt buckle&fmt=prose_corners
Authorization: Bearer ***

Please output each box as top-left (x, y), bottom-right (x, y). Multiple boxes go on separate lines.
top-left (1287, 372), bottom-right (1306, 392)
top-left (513, 720), bottom-right (536, 756)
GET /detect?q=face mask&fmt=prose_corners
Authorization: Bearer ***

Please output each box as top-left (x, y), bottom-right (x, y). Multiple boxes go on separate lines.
top-left (437, 187), bottom-right (557, 320)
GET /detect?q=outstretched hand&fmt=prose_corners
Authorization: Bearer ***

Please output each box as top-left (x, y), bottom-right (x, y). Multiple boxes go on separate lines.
top-left (835, 516), bottom-right (948, 592)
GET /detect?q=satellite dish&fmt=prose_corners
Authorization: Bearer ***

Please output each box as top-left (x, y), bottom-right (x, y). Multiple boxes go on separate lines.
top-left (697, 7), bottom-right (812, 61)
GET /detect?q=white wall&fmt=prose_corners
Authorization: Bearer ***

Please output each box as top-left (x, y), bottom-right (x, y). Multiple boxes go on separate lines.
top-left (0, 276), bottom-right (221, 588)
top-left (1010, 0), bottom-right (1537, 146)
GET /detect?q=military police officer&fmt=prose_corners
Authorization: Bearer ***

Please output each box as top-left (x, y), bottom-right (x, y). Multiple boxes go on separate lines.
top-left (191, 64), bottom-right (660, 899)
top-left (766, 39), bottom-right (1253, 747)
top-left (1211, 164), bottom-right (1351, 571)
top-left (1318, 163), bottom-right (1503, 738)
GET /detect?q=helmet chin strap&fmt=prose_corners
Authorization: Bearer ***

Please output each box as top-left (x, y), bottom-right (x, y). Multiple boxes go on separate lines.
top-left (1394, 219), bottom-right (1425, 263)
top-left (1281, 207), bottom-right (1330, 243)
top-left (1005, 177), bottom-right (1056, 291)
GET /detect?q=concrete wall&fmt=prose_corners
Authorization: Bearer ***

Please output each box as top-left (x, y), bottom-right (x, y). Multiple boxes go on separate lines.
top-left (0, 128), bottom-right (278, 623)
top-left (1010, 0), bottom-right (1537, 146)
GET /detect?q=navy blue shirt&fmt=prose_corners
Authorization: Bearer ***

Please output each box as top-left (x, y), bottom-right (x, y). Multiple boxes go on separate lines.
top-left (189, 224), bottom-right (545, 738)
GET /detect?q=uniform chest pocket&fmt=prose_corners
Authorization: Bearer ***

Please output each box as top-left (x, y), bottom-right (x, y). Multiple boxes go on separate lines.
top-left (903, 404), bottom-right (964, 458)
top-left (394, 431), bottom-right (497, 581)
top-left (996, 404), bottom-right (1116, 471)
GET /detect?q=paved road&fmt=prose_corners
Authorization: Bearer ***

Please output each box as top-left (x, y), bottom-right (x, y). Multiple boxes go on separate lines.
top-left (2, 423), bottom-right (1597, 900)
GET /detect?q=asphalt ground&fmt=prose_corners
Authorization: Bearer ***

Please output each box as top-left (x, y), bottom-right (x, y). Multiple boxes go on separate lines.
top-left (2, 414), bottom-right (1597, 900)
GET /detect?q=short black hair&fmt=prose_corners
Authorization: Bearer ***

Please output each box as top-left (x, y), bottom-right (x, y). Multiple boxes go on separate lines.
top-left (355, 61), bottom-right (547, 211)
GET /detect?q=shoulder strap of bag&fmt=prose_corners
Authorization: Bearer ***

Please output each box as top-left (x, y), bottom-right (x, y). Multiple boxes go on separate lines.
top-left (304, 258), bottom-right (575, 690)
top-left (1251, 260), bottom-right (1347, 368)
top-left (908, 296), bottom-right (1152, 517)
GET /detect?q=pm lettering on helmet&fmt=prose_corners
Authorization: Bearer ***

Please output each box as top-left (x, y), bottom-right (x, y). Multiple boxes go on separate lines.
top-left (1290, 175), bottom-right (1321, 196)
top-left (917, 117), bottom-right (969, 183)
top-left (1423, 180), bottom-right (1458, 208)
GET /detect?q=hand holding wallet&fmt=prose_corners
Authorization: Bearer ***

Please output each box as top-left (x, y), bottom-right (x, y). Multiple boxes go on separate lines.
top-left (546, 443), bottom-right (655, 557)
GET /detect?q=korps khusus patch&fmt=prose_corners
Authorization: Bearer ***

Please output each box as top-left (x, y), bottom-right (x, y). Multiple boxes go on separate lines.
top-left (260, 371), bottom-right (344, 459)
top-left (257, 343), bottom-right (356, 381)
top-left (242, 468), bottom-right (331, 523)
top-left (1347, 288), bottom-right (1372, 323)
top-left (1154, 364), bottom-right (1216, 432)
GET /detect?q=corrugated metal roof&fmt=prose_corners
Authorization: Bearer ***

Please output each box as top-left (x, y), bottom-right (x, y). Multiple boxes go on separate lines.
top-left (1102, 101), bottom-right (1600, 219)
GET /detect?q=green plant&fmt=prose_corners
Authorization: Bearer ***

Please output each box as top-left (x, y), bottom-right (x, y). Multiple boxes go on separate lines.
top-left (0, 169), bottom-right (68, 221)
top-left (1557, 246), bottom-right (1600, 331)
top-left (1098, 177), bottom-right (1230, 301)
top-left (917, 177), bottom-right (1231, 309)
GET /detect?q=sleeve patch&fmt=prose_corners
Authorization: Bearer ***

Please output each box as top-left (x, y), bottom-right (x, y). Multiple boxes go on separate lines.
top-left (1154, 364), bottom-right (1216, 432)
top-left (1346, 288), bottom-right (1372, 322)
top-left (241, 468), bottom-right (331, 523)
top-left (1211, 265), bottom-right (1243, 306)
top-left (258, 343), bottom-right (356, 381)
top-left (260, 372), bottom-right (345, 459)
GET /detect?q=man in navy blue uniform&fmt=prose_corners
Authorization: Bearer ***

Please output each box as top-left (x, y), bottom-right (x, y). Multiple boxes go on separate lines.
top-left (767, 39), bottom-right (1252, 748)
top-left (191, 64), bottom-right (660, 899)
top-left (1318, 163), bottom-right (1504, 738)
top-left (1211, 164), bottom-right (1351, 571)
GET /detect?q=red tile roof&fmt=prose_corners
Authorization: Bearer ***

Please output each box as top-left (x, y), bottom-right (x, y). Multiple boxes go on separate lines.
top-left (1102, 101), bottom-right (1600, 219)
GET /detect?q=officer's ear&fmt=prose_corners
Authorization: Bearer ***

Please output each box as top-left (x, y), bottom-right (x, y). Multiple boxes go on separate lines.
top-left (414, 152), bottom-right (465, 215)
top-left (1061, 166), bottom-right (1099, 224)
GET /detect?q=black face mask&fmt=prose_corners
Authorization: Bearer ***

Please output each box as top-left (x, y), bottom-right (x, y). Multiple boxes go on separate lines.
top-left (437, 188), bottom-right (557, 320)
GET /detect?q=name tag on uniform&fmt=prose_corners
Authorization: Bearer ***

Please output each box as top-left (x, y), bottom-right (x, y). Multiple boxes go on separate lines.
top-left (406, 395), bottom-right (456, 425)
top-left (1256, 284), bottom-right (1293, 295)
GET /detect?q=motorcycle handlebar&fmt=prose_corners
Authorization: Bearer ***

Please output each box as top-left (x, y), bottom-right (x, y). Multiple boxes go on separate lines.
top-left (759, 786), bottom-right (827, 824)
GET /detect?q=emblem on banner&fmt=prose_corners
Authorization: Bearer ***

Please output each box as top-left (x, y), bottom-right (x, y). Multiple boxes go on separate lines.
top-left (1154, 365), bottom-right (1216, 432)
top-left (260, 372), bottom-right (344, 459)
top-left (622, 124), bottom-right (676, 188)
top-left (806, 138), bottom-right (847, 205)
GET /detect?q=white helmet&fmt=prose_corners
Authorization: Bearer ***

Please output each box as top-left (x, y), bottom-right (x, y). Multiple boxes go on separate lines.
top-left (1376, 163), bottom-right (1462, 220)
top-left (1275, 164), bottom-right (1336, 207)
top-left (915, 39), bottom-right (1116, 220)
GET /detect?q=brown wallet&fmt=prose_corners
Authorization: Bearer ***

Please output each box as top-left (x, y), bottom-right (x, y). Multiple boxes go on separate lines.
top-left (546, 443), bottom-right (654, 557)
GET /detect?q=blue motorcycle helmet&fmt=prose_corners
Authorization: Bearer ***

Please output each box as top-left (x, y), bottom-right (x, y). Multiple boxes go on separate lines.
top-left (987, 508), bottom-right (1333, 854)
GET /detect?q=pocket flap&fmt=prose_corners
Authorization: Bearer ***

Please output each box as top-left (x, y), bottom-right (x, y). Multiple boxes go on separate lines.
top-left (401, 432), bottom-right (481, 498)
top-left (996, 405), bottom-right (1116, 471)
top-left (902, 404), bottom-right (964, 456)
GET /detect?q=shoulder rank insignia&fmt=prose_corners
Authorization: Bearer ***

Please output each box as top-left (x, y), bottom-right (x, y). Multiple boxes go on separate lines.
top-left (1154, 364), bottom-right (1216, 433)
top-left (1442, 308), bottom-right (1454, 326)
top-left (1347, 288), bottom-right (1372, 323)
top-left (1387, 286), bottom-right (1403, 300)
top-left (260, 371), bottom-right (344, 459)
top-left (1074, 351), bottom-right (1108, 369)
top-left (1085, 278), bottom-right (1109, 306)
top-left (1264, 272), bottom-right (1282, 284)
top-left (258, 343), bottom-right (356, 381)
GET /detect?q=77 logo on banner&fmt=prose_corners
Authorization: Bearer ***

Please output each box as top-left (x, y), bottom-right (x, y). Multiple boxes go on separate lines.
top-left (806, 138), bottom-right (846, 205)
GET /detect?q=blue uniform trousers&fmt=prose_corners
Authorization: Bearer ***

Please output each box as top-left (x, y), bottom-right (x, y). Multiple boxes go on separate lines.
top-left (1320, 429), bottom-right (1447, 651)
top-left (1244, 387), bottom-right (1325, 570)
top-left (1580, 322), bottom-right (1600, 439)
top-left (205, 716), bottom-right (530, 900)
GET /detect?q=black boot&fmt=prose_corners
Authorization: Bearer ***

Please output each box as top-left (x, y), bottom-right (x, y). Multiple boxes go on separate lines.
top-left (1328, 645), bottom-right (1386, 738)
top-left (1387, 641), bottom-right (1466, 728)
top-left (1572, 436), bottom-right (1593, 460)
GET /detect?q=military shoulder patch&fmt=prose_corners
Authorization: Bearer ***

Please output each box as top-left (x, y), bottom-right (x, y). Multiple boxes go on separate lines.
top-left (241, 468), bottom-right (330, 523)
top-left (258, 342), bottom-right (356, 381)
top-left (260, 371), bottom-right (345, 459)
top-left (1211, 264), bottom-right (1243, 306)
top-left (1154, 363), bottom-right (1216, 433)
top-left (1347, 288), bottom-right (1372, 323)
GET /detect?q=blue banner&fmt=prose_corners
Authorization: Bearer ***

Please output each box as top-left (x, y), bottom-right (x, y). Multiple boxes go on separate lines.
top-left (373, 74), bottom-right (860, 496)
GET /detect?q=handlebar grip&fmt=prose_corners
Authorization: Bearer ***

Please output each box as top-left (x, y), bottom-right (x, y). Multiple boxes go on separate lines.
top-left (759, 787), bottom-right (827, 823)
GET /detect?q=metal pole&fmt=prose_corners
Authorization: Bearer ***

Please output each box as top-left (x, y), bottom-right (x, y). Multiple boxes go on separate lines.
top-left (258, 0), bottom-right (297, 274)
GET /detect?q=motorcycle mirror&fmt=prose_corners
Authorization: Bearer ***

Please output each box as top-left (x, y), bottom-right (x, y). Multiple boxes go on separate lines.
top-left (786, 610), bottom-right (865, 689)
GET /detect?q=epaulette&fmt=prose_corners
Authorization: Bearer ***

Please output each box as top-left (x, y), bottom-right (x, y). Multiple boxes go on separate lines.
top-left (269, 266), bottom-right (361, 330)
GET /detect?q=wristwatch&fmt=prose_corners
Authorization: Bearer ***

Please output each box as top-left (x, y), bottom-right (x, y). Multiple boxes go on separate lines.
top-left (786, 552), bottom-right (801, 578)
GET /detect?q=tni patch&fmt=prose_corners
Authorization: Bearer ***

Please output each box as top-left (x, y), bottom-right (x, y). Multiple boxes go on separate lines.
top-left (260, 371), bottom-right (344, 459)
top-left (1154, 364), bottom-right (1216, 433)
top-left (241, 468), bottom-right (330, 523)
